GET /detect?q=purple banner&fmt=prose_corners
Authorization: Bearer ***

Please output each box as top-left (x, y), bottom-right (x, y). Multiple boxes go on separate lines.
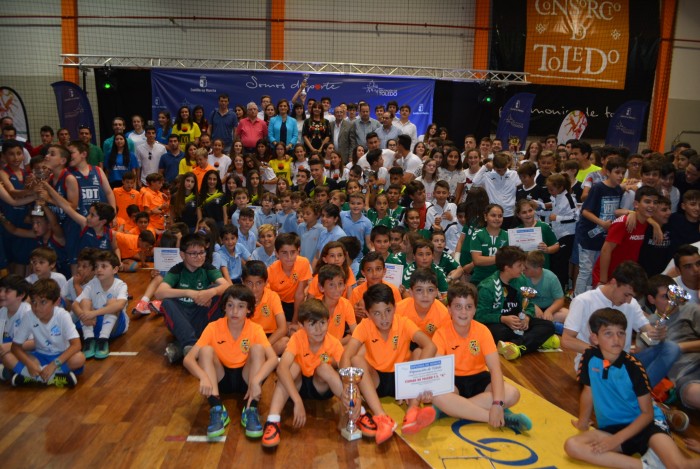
top-left (605, 100), bottom-right (648, 153)
top-left (495, 93), bottom-right (536, 147)
top-left (51, 81), bottom-right (97, 144)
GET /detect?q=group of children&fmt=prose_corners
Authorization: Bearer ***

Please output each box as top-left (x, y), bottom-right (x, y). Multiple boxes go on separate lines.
top-left (1, 123), bottom-right (700, 466)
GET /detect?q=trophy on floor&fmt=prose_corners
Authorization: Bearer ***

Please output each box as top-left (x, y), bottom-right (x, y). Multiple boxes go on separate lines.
top-left (30, 166), bottom-right (51, 216)
top-left (640, 284), bottom-right (690, 346)
top-left (339, 367), bottom-right (363, 441)
top-left (516, 287), bottom-right (538, 336)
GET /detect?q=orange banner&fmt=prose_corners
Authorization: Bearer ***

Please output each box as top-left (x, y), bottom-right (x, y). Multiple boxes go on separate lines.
top-left (524, 0), bottom-right (629, 89)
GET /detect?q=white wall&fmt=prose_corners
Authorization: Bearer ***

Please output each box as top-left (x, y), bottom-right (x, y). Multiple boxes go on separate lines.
top-left (666, 0), bottom-right (700, 150)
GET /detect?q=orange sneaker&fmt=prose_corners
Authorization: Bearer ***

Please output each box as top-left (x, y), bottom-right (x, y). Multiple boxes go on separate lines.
top-left (373, 414), bottom-right (397, 444)
top-left (402, 406), bottom-right (436, 435)
top-left (358, 413), bottom-right (377, 438)
top-left (131, 300), bottom-right (150, 316)
top-left (262, 421), bottom-right (281, 448)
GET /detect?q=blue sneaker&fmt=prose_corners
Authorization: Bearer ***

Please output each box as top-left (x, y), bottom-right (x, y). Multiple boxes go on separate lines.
top-left (503, 409), bottom-right (532, 433)
top-left (207, 405), bottom-right (230, 438)
top-left (243, 406), bottom-right (263, 438)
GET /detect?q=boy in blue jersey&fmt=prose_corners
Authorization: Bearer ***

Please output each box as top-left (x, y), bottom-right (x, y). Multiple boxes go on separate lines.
top-left (41, 180), bottom-right (120, 261)
top-left (565, 308), bottom-right (700, 468)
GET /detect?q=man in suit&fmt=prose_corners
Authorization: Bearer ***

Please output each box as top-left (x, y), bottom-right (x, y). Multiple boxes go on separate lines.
top-left (331, 106), bottom-right (353, 161)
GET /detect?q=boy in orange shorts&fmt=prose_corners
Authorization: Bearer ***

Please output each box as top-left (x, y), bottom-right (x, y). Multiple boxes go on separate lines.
top-left (241, 261), bottom-right (288, 356)
top-left (350, 252), bottom-right (402, 321)
top-left (317, 264), bottom-right (356, 345)
top-left (431, 283), bottom-right (531, 432)
top-left (267, 233), bottom-right (312, 325)
top-left (183, 285), bottom-right (278, 440)
top-left (395, 268), bottom-right (451, 358)
top-left (340, 283), bottom-right (437, 444)
top-left (261, 299), bottom-right (344, 448)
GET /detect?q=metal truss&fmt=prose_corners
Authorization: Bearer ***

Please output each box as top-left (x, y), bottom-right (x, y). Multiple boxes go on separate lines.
top-left (61, 54), bottom-right (528, 84)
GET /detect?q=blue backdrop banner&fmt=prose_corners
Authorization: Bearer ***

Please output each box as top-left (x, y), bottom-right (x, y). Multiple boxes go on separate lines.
top-left (495, 92), bottom-right (536, 148)
top-left (151, 69), bottom-right (435, 136)
top-left (605, 100), bottom-right (649, 153)
top-left (51, 81), bottom-right (97, 144)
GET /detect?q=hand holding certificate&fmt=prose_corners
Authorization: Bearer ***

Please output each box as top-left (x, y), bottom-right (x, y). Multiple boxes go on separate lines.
top-left (394, 355), bottom-right (455, 400)
top-left (508, 227), bottom-right (542, 252)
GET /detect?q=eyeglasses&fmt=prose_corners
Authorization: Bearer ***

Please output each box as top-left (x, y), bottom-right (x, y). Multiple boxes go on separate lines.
top-left (185, 251), bottom-right (206, 257)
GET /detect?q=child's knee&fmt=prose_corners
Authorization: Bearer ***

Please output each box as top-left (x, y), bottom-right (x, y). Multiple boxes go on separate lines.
top-left (69, 352), bottom-right (87, 368)
top-left (197, 345), bottom-right (214, 362)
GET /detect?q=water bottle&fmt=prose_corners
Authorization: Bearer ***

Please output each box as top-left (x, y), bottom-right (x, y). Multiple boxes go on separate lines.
top-left (514, 312), bottom-right (525, 336)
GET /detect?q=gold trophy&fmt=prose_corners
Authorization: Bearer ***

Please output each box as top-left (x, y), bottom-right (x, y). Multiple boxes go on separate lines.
top-left (516, 287), bottom-right (538, 336)
top-left (339, 367), bottom-right (363, 441)
top-left (640, 285), bottom-right (690, 346)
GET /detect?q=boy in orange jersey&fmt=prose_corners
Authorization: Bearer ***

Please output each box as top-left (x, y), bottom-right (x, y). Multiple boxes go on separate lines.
top-left (112, 171), bottom-right (142, 219)
top-left (183, 285), bottom-right (278, 440)
top-left (430, 283), bottom-right (531, 432)
top-left (261, 299), bottom-right (344, 448)
top-left (242, 261), bottom-right (288, 356)
top-left (140, 173), bottom-right (168, 234)
top-left (395, 268), bottom-right (451, 359)
top-left (340, 283), bottom-right (437, 444)
top-left (317, 264), bottom-right (357, 345)
top-left (116, 230), bottom-right (155, 271)
top-left (350, 252), bottom-right (402, 321)
top-left (267, 233), bottom-right (312, 326)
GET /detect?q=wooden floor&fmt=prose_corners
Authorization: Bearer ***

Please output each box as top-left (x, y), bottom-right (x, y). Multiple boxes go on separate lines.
top-left (1, 269), bottom-right (698, 468)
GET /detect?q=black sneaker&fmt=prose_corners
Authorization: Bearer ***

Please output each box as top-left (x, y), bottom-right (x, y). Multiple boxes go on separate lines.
top-left (0, 364), bottom-right (13, 381)
top-left (11, 373), bottom-right (37, 387)
top-left (51, 372), bottom-right (78, 389)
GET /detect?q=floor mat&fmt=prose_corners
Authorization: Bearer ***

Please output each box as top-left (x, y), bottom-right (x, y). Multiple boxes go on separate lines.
top-left (381, 378), bottom-right (598, 468)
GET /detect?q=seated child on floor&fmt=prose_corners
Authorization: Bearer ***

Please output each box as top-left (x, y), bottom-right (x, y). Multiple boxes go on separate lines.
top-left (260, 299), bottom-right (344, 448)
top-left (340, 283), bottom-right (437, 445)
top-left (72, 251), bottom-right (129, 360)
top-left (183, 285), bottom-right (278, 439)
top-left (26, 247), bottom-right (67, 291)
top-left (5, 279), bottom-right (85, 388)
top-left (431, 283), bottom-right (532, 432)
top-left (0, 275), bottom-right (32, 374)
top-left (564, 308), bottom-right (700, 469)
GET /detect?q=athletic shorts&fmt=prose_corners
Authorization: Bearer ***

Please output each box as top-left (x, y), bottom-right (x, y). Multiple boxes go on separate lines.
top-left (454, 371), bottom-right (491, 398)
top-left (376, 371), bottom-right (396, 398)
top-left (219, 366), bottom-right (249, 394)
top-left (600, 420), bottom-right (670, 456)
top-left (299, 375), bottom-right (334, 400)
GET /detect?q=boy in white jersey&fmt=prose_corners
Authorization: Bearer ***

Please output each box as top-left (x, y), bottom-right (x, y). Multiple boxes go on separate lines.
top-left (7, 278), bottom-right (85, 388)
top-left (0, 275), bottom-right (32, 380)
top-left (72, 251), bottom-right (129, 360)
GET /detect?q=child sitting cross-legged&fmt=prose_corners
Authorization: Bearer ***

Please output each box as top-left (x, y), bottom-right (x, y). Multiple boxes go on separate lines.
top-left (564, 308), bottom-right (700, 469)
top-left (340, 283), bottom-right (437, 444)
top-left (0, 275), bottom-right (32, 378)
top-left (6, 279), bottom-right (86, 388)
top-left (431, 283), bottom-right (532, 433)
top-left (260, 299), bottom-right (345, 448)
top-left (475, 246), bottom-right (557, 360)
top-left (72, 251), bottom-right (129, 360)
top-left (183, 285), bottom-right (278, 439)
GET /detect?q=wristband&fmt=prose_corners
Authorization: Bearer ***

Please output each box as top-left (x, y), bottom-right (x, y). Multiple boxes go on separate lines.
top-left (492, 400), bottom-right (504, 407)
top-left (53, 358), bottom-right (62, 368)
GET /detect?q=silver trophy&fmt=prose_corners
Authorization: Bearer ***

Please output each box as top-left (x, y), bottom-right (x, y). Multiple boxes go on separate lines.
top-left (640, 285), bottom-right (690, 346)
top-left (339, 367), bottom-right (363, 441)
top-left (516, 287), bottom-right (537, 336)
top-left (301, 73), bottom-right (310, 97)
top-left (30, 166), bottom-right (51, 217)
